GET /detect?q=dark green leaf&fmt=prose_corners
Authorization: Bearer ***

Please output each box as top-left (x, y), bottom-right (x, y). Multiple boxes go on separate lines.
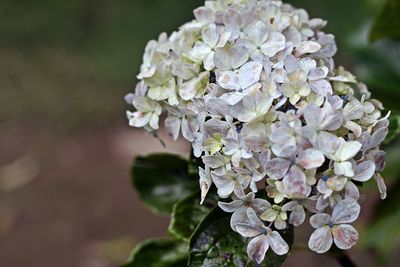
top-left (370, 0), bottom-right (400, 41)
top-left (189, 208), bottom-right (293, 267)
top-left (132, 154), bottom-right (197, 215)
top-left (168, 190), bottom-right (218, 242)
top-left (384, 114), bottom-right (400, 144)
top-left (121, 239), bottom-right (188, 267)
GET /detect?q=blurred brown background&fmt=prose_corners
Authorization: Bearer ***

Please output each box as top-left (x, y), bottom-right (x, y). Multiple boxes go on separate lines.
top-left (0, 0), bottom-right (399, 266)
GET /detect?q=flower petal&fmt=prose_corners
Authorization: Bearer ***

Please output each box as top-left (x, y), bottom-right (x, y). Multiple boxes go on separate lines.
top-left (331, 198), bottom-right (360, 224)
top-left (239, 62), bottom-right (263, 89)
top-left (334, 161), bottom-right (355, 177)
top-left (283, 165), bottom-right (310, 197)
top-left (199, 167), bottom-right (212, 204)
top-left (308, 226), bottom-right (333, 253)
top-left (332, 224), bottom-right (359, 250)
top-left (165, 116), bottom-right (181, 141)
top-left (289, 205), bottom-right (306, 226)
top-left (218, 200), bottom-right (243, 213)
top-left (247, 234), bottom-right (269, 264)
top-left (260, 32), bottom-right (286, 57)
top-left (310, 213), bottom-right (331, 229)
top-left (265, 158), bottom-right (291, 179)
top-left (236, 223), bottom-right (263, 238)
top-left (217, 71), bottom-right (240, 90)
top-left (353, 160), bottom-right (376, 182)
top-left (295, 41), bottom-right (321, 56)
top-left (310, 79), bottom-right (332, 96)
top-left (266, 230), bottom-right (289, 255)
top-left (335, 140), bottom-right (362, 161)
top-left (297, 149), bottom-right (325, 170)
top-left (211, 173), bottom-right (235, 198)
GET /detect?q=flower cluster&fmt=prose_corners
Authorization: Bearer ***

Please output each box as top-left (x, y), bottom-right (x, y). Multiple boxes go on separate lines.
top-left (126, 0), bottom-right (389, 263)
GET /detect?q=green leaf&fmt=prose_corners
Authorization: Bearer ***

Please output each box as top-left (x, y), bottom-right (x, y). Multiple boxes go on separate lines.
top-left (370, 0), bottom-right (400, 41)
top-left (168, 190), bottom-right (218, 242)
top-left (384, 113), bottom-right (400, 144)
top-left (132, 154), bottom-right (197, 215)
top-left (189, 208), bottom-right (293, 267)
top-left (121, 239), bottom-right (188, 267)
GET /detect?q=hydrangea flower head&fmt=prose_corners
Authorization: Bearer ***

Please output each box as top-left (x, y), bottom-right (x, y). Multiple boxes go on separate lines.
top-left (126, 0), bottom-right (389, 262)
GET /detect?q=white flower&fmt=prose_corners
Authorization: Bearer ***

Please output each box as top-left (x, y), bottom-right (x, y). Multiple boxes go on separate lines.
top-left (308, 199), bottom-right (360, 253)
top-left (236, 208), bottom-right (289, 264)
top-left (126, 96), bottom-right (162, 130)
top-left (144, 65), bottom-right (179, 105)
top-left (218, 192), bottom-right (270, 231)
top-left (126, 0), bottom-right (389, 261)
top-left (189, 23), bottom-right (230, 70)
top-left (260, 204), bottom-right (288, 230)
top-left (216, 61), bottom-right (262, 91)
top-left (327, 138), bottom-right (362, 177)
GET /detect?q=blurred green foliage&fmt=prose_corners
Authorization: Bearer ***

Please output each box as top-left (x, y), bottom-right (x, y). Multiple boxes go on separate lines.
top-left (0, 0), bottom-right (200, 129)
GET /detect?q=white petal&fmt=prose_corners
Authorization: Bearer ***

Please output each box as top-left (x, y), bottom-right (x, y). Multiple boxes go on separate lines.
top-left (214, 48), bottom-right (231, 70)
top-left (310, 213), bottom-right (331, 228)
top-left (149, 114), bottom-right (160, 129)
top-left (283, 165), bottom-right (310, 197)
top-left (193, 7), bottom-right (213, 23)
top-left (230, 207), bottom-right (249, 231)
top-left (343, 100), bottom-right (364, 120)
top-left (304, 103), bottom-right (323, 127)
top-left (199, 167), bottom-right (212, 204)
top-left (316, 131), bottom-right (340, 155)
top-left (374, 173), bottom-right (387, 200)
top-left (297, 149), bottom-right (325, 170)
top-left (237, 223), bottom-right (263, 238)
top-left (239, 62), bottom-right (263, 89)
top-left (334, 161), bottom-right (355, 177)
top-left (245, 20), bottom-right (269, 45)
top-left (289, 205), bottom-right (306, 226)
top-left (260, 32), bottom-right (286, 57)
top-left (345, 181), bottom-right (360, 200)
top-left (308, 226), bottom-right (333, 253)
top-left (252, 198), bottom-right (272, 214)
top-left (217, 71), bottom-right (240, 90)
top-left (202, 23), bottom-right (219, 47)
top-left (266, 231), bottom-right (289, 255)
top-left (247, 235), bottom-right (269, 264)
top-left (127, 111), bottom-right (151, 128)
top-left (332, 224), bottom-right (359, 250)
top-left (218, 200), bottom-right (243, 213)
top-left (331, 198), bottom-right (360, 224)
top-left (211, 173), bottom-right (235, 198)
top-left (202, 155), bottom-right (226, 169)
top-left (231, 45), bottom-right (250, 69)
top-left (353, 161), bottom-right (376, 182)
top-left (295, 41), bottom-right (321, 56)
top-left (326, 176), bottom-right (348, 191)
top-left (343, 120), bottom-right (362, 137)
top-left (165, 116), bottom-right (181, 141)
top-left (190, 42), bottom-right (212, 61)
top-left (181, 117), bottom-right (195, 142)
top-left (308, 67), bottom-right (328, 81)
top-left (310, 79), bottom-right (332, 96)
top-left (265, 158), bottom-right (291, 179)
top-left (335, 140), bottom-right (362, 162)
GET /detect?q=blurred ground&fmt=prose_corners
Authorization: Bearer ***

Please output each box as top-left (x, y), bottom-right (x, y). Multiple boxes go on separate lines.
top-left (0, 123), bottom-right (189, 266)
top-left (0, 0), bottom-right (398, 266)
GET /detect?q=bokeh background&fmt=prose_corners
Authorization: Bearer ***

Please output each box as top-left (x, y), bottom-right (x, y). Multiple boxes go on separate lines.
top-left (0, 0), bottom-right (399, 266)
